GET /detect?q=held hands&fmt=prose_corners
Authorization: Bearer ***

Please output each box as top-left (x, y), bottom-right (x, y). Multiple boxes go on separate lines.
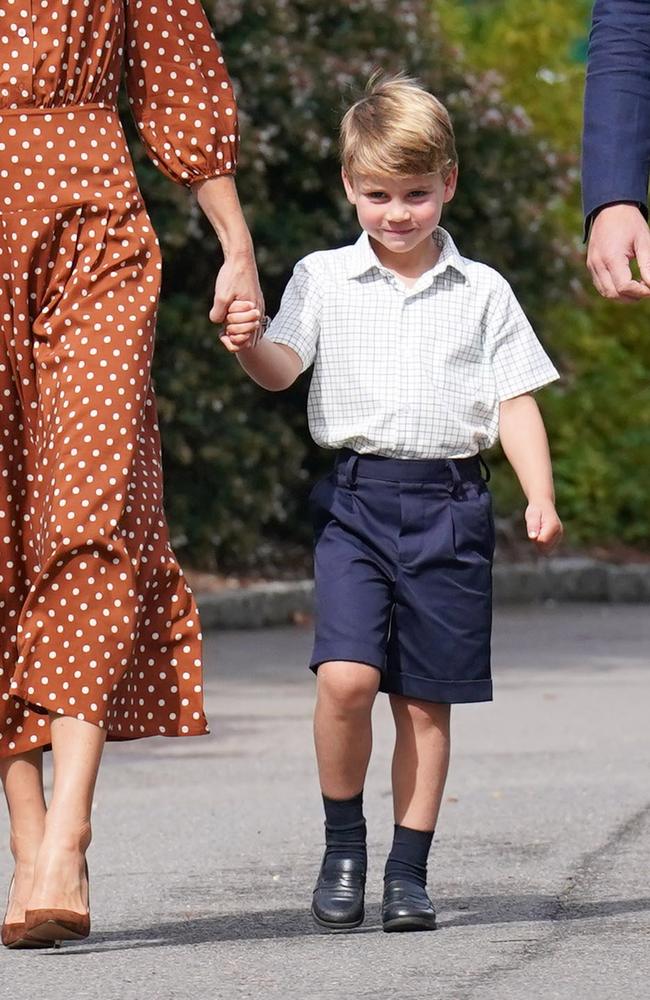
top-left (525, 499), bottom-right (563, 553)
top-left (209, 252), bottom-right (265, 352)
top-left (587, 204), bottom-right (650, 301)
top-left (219, 299), bottom-right (263, 353)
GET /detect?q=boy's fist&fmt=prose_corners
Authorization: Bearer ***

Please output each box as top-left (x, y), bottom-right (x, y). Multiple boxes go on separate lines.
top-left (525, 500), bottom-right (563, 553)
top-left (220, 299), bottom-right (266, 353)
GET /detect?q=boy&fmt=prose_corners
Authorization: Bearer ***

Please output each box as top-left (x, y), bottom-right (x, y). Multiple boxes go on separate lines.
top-left (220, 75), bottom-right (563, 932)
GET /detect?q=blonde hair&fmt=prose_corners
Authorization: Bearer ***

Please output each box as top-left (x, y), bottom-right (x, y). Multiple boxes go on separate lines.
top-left (340, 73), bottom-right (457, 180)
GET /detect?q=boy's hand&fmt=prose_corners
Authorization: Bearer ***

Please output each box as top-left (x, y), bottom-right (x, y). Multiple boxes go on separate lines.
top-left (525, 500), bottom-right (563, 553)
top-left (220, 299), bottom-right (264, 354)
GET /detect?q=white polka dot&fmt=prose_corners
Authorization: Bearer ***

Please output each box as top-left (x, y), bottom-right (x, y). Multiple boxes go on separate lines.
top-left (0, 2), bottom-right (223, 753)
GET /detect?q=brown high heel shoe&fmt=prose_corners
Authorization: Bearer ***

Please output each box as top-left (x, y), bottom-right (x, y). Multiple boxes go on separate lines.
top-left (2, 877), bottom-right (49, 950)
top-left (24, 859), bottom-right (90, 945)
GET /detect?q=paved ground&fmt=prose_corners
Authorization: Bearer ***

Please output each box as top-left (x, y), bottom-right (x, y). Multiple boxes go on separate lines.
top-left (4, 605), bottom-right (650, 1000)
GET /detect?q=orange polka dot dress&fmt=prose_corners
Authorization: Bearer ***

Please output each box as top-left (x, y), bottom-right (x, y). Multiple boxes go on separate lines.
top-left (0, 1), bottom-right (239, 757)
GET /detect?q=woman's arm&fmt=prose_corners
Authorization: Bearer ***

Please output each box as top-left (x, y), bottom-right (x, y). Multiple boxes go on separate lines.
top-left (123, 1), bottom-right (261, 320)
top-left (499, 393), bottom-right (563, 551)
top-left (193, 176), bottom-right (264, 324)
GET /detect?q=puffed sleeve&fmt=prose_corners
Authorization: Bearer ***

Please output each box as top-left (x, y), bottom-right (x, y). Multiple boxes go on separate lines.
top-left (123, 0), bottom-right (239, 186)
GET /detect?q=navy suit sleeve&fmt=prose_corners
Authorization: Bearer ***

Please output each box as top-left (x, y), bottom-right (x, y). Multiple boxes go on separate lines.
top-left (582, 0), bottom-right (650, 231)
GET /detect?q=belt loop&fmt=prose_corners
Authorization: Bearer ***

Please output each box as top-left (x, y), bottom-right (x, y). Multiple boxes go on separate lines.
top-left (338, 452), bottom-right (359, 489)
top-left (345, 454), bottom-right (359, 489)
top-left (446, 459), bottom-right (462, 496)
top-left (479, 455), bottom-right (491, 482)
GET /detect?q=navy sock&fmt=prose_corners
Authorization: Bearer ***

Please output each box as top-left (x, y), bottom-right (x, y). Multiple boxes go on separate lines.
top-left (384, 825), bottom-right (434, 888)
top-left (322, 792), bottom-right (367, 865)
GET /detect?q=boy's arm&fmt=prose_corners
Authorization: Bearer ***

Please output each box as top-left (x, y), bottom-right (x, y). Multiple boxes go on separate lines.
top-left (499, 394), bottom-right (563, 551)
top-left (220, 300), bottom-right (304, 390)
top-left (236, 338), bottom-right (303, 391)
top-left (221, 260), bottom-right (320, 390)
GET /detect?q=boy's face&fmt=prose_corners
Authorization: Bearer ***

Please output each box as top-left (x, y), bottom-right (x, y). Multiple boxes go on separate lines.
top-left (342, 167), bottom-right (457, 256)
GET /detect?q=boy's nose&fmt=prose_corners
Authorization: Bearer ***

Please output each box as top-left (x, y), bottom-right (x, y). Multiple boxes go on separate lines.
top-left (386, 206), bottom-right (411, 222)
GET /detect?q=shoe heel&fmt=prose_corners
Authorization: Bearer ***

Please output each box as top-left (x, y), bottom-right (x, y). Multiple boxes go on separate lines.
top-left (24, 857), bottom-right (91, 946)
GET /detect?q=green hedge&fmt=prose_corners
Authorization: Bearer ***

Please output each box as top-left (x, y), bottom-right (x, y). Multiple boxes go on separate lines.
top-left (122, 0), bottom-right (577, 569)
top-left (438, 0), bottom-right (650, 551)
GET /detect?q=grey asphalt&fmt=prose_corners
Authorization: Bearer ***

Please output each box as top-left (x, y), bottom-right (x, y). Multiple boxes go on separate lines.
top-left (4, 605), bottom-right (650, 1000)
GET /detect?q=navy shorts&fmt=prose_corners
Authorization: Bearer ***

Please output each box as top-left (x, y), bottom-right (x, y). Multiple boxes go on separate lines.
top-left (308, 450), bottom-right (495, 704)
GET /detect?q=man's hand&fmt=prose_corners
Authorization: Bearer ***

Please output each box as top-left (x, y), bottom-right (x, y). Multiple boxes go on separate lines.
top-left (525, 500), bottom-right (563, 553)
top-left (587, 204), bottom-right (650, 301)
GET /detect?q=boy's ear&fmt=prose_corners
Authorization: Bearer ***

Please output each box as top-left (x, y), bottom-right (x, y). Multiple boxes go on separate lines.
top-left (443, 164), bottom-right (458, 204)
top-left (341, 168), bottom-right (357, 205)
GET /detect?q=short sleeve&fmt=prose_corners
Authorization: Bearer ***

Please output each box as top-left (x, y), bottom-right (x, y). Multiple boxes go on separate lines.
top-left (487, 279), bottom-right (560, 400)
top-left (124, 0), bottom-right (239, 187)
top-left (265, 261), bottom-right (322, 372)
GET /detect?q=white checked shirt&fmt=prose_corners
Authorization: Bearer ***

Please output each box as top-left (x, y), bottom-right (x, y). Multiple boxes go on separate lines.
top-left (266, 227), bottom-right (559, 459)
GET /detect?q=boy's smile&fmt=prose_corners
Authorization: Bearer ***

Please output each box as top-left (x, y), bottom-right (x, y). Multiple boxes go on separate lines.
top-left (342, 167), bottom-right (457, 274)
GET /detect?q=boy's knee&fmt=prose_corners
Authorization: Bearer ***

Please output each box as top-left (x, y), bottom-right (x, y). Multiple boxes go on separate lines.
top-left (317, 661), bottom-right (378, 716)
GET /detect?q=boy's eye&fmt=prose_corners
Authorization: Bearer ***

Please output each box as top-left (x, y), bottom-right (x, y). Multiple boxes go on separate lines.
top-left (365, 191), bottom-right (388, 200)
top-left (408, 191), bottom-right (430, 198)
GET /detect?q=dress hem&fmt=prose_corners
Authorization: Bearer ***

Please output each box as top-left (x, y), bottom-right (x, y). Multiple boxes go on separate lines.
top-left (0, 723), bottom-right (210, 760)
top-left (2, 685), bottom-right (209, 758)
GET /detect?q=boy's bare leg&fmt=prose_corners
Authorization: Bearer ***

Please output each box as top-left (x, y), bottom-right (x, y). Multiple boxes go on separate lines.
top-left (311, 660), bottom-right (380, 929)
top-left (380, 696), bottom-right (450, 931)
top-left (314, 661), bottom-right (380, 798)
top-left (389, 696), bottom-right (451, 830)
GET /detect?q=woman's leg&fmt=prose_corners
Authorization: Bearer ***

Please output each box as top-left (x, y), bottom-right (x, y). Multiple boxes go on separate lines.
top-left (27, 716), bottom-right (106, 914)
top-left (0, 750), bottom-right (47, 924)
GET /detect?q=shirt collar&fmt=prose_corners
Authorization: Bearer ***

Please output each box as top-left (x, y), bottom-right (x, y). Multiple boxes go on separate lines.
top-left (346, 227), bottom-right (469, 286)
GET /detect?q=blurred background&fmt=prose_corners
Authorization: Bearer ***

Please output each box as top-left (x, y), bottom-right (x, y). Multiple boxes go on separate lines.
top-left (121, 0), bottom-right (650, 577)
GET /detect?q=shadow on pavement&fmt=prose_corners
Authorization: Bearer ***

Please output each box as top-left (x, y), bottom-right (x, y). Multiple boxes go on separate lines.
top-left (40, 895), bottom-right (650, 955)
top-left (48, 907), bottom-right (376, 954)
top-left (439, 893), bottom-right (650, 928)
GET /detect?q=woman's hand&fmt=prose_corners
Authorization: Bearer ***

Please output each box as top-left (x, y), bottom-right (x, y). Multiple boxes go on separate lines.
top-left (192, 175), bottom-right (264, 333)
top-left (209, 251), bottom-right (264, 332)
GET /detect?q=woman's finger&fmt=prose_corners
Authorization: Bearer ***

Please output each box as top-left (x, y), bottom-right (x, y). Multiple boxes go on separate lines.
top-left (228, 300), bottom-right (258, 315)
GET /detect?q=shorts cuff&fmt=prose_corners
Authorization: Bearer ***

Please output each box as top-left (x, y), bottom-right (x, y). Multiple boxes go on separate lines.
top-left (310, 642), bottom-right (385, 675)
top-left (381, 672), bottom-right (493, 704)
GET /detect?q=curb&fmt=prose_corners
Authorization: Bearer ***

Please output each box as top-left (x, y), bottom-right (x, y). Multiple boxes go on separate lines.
top-left (196, 558), bottom-right (650, 629)
top-left (197, 580), bottom-right (315, 630)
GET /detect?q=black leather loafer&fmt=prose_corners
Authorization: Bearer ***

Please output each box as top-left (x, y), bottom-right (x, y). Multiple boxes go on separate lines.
top-left (382, 878), bottom-right (437, 932)
top-left (311, 855), bottom-right (366, 931)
